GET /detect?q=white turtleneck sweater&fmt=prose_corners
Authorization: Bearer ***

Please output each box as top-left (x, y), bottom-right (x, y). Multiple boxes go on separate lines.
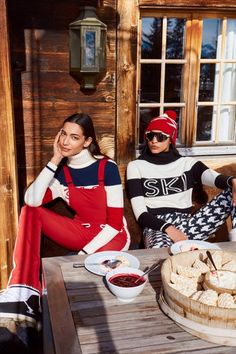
top-left (24, 149), bottom-right (128, 253)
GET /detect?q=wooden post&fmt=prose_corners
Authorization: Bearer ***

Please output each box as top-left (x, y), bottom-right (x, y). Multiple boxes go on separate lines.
top-left (0, 0), bottom-right (19, 289)
top-left (116, 0), bottom-right (138, 184)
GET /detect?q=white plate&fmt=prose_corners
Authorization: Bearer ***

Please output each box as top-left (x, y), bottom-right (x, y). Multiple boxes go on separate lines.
top-left (170, 240), bottom-right (221, 255)
top-left (84, 251), bottom-right (140, 276)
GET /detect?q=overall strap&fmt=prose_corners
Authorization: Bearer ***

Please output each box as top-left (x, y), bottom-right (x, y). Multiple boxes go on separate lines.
top-left (63, 165), bottom-right (74, 186)
top-left (98, 158), bottom-right (108, 186)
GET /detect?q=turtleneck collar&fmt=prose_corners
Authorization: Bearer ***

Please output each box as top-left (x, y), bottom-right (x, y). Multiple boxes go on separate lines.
top-left (138, 147), bottom-right (181, 164)
top-left (67, 148), bottom-right (97, 168)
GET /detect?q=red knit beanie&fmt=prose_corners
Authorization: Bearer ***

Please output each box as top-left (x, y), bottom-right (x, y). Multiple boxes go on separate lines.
top-left (145, 110), bottom-right (178, 144)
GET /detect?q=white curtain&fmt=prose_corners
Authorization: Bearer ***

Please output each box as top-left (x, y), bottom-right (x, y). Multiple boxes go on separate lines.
top-left (215, 19), bottom-right (236, 141)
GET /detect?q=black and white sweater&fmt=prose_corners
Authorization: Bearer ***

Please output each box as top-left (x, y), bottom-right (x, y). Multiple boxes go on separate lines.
top-left (126, 149), bottom-right (233, 232)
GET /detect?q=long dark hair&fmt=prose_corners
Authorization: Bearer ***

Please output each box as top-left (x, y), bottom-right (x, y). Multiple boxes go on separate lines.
top-left (63, 113), bottom-right (102, 157)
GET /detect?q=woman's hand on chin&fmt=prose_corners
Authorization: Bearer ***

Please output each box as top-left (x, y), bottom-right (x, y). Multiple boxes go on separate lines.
top-left (51, 130), bottom-right (64, 165)
top-left (165, 225), bottom-right (188, 243)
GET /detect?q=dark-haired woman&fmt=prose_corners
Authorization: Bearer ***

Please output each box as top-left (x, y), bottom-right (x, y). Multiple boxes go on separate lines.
top-left (0, 113), bottom-right (130, 324)
top-left (126, 110), bottom-right (236, 249)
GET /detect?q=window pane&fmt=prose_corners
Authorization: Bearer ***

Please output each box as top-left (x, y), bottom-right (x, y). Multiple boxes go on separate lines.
top-left (140, 64), bottom-right (161, 102)
top-left (166, 18), bottom-right (186, 59)
top-left (141, 18), bottom-right (162, 59)
top-left (224, 19), bottom-right (236, 59)
top-left (219, 106), bottom-right (236, 141)
top-left (139, 107), bottom-right (159, 144)
top-left (165, 64), bottom-right (183, 102)
top-left (201, 19), bottom-right (221, 59)
top-left (221, 20), bottom-right (236, 102)
top-left (196, 107), bottom-right (213, 141)
top-left (221, 63), bottom-right (236, 101)
top-left (199, 64), bottom-right (216, 101)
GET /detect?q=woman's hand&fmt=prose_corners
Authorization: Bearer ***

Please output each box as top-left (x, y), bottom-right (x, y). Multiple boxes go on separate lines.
top-left (50, 130), bottom-right (64, 166)
top-left (165, 225), bottom-right (188, 243)
top-left (232, 178), bottom-right (236, 207)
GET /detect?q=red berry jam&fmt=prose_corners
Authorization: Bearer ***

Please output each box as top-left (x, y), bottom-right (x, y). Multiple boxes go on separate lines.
top-left (109, 273), bottom-right (146, 287)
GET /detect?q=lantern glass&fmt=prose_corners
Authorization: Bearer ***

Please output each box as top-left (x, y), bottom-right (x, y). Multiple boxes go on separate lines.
top-left (84, 31), bottom-right (95, 67)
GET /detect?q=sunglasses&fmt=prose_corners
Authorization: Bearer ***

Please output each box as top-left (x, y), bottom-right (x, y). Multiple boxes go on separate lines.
top-left (145, 132), bottom-right (170, 142)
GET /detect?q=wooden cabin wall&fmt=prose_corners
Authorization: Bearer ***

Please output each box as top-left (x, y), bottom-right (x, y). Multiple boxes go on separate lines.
top-left (7, 0), bottom-right (118, 205)
top-left (8, 0), bottom-right (236, 201)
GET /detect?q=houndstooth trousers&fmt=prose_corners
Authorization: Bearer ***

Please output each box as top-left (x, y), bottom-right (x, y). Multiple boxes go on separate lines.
top-left (143, 188), bottom-right (236, 248)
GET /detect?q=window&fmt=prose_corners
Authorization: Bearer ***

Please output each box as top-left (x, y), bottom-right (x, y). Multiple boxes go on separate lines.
top-left (137, 11), bottom-right (236, 156)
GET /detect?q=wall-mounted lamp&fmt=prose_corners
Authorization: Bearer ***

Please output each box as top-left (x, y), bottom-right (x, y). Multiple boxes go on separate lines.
top-left (69, 6), bottom-right (107, 90)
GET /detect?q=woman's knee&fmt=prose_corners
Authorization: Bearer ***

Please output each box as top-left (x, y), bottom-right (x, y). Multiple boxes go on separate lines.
top-left (20, 205), bottom-right (45, 221)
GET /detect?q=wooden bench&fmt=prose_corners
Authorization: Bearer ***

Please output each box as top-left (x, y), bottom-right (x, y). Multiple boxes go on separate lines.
top-left (41, 193), bottom-right (230, 259)
top-left (41, 162), bottom-right (236, 257)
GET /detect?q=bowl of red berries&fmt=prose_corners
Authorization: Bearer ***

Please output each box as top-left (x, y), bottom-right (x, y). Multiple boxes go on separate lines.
top-left (106, 266), bottom-right (147, 303)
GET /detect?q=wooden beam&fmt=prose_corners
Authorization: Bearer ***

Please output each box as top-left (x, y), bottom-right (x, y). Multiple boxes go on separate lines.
top-left (117, 0), bottom-right (138, 183)
top-left (139, 0), bottom-right (236, 8)
top-left (0, 0), bottom-right (19, 289)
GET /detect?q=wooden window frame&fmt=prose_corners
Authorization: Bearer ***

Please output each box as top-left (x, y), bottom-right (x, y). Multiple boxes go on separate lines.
top-left (137, 9), bottom-right (236, 157)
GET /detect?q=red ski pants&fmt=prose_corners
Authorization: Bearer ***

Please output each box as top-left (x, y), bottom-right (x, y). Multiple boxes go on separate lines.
top-left (9, 205), bottom-right (127, 293)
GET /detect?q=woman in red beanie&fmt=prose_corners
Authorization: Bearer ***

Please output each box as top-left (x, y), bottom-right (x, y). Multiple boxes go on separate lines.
top-left (126, 110), bottom-right (236, 248)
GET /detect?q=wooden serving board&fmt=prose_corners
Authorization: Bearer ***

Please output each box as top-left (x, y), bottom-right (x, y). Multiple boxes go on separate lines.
top-left (159, 290), bottom-right (236, 347)
top-left (161, 249), bottom-right (236, 329)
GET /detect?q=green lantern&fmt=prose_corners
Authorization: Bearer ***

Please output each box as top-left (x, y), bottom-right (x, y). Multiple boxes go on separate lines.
top-left (69, 6), bottom-right (107, 89)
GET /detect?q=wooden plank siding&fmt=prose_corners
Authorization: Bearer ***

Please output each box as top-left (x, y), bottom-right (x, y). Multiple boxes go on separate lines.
top-left (7, 0), bottom-right (118, 202)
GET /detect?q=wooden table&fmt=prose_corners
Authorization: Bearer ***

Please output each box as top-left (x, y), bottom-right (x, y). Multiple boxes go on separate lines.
top-left (42, 242), bottom-right (236, 354)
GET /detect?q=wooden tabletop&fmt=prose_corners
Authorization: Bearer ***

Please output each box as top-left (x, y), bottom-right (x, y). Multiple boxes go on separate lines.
top-left (42, 242), bottom-right (236, 354)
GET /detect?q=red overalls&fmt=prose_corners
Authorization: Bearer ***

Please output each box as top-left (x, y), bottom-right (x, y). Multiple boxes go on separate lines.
top-left (9, 159), bottom-right (129, 293)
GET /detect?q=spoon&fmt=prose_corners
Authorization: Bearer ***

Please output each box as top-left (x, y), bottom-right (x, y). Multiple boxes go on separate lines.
top-left (102, 259), bottom-right (122, 269)
top-left (73, 259), bottom-right (122, 269)
top-left (134, 261), bottom-right (160, 283)
top-left (206, 250), bottom-right (220, 281)
top-left (206, 250), bottom-right (218, 272)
